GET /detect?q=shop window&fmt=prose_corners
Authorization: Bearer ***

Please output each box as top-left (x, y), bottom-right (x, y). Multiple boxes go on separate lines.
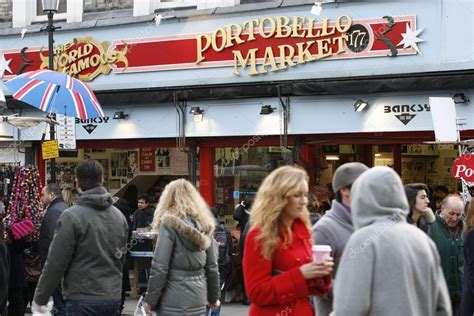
top-left (83, 0), bottom-right (133, 13)
top-left (214, 146), bottom-right (293, 227)
top-left (0, 0), bottom-right (12, 22)
top-left (33, 0), bottom-right (67, 22)
top-left (401, 144), bottom-right (458, 192)
top-left (373, 145), bottom-right (393, 168)
top-left (48, 147), bottom-right (194, 202)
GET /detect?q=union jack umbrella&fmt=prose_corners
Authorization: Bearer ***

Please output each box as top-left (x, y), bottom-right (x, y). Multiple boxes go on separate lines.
top-left (4, 69), bottom-right (104, 120)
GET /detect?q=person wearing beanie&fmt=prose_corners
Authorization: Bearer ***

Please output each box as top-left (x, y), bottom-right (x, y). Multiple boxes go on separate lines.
top-left (312, 162), bottom-right (369, 316)
top-left (332, 167), bottom-right (451, 316)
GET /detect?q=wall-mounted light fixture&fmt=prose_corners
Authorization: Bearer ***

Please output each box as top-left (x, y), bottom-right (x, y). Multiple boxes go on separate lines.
top-left (311, 1), bottom-right (322, 15)
top-left (113, 111), bottom-right (129, 120)
top-left (354, 99), bottom-right (369, 112)
top-left (452, 93), bottom-right (470, 104)
top-left (260, 105), bottom-right (276, 115)
top-left (325, 155), bottom-right (340, 161)
top-left (189, 106), bottom-right (204, 122)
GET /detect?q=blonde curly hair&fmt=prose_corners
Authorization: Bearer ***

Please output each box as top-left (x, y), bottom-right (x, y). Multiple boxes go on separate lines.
top-left (152, 178), bottom-right (215, 235)
top-left (250, 165), bottom-right (311, 260)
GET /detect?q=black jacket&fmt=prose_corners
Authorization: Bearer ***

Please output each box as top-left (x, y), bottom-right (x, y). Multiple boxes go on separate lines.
top-left (132, 207), bottom-right (155, 230)
top-left (233, 204), bottom-right (249, 231)
top-left (38, 197), bottom-right (68, 264)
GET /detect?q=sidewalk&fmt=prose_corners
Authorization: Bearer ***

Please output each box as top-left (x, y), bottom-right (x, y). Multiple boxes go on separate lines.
top-left (122, 298), bottom-right (250, 316)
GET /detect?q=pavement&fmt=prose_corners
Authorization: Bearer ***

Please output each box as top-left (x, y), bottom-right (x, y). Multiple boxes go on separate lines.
top-left (24, 296), bottom-right (250, 315)
top-left (122, 297), bottom-right (250, 315)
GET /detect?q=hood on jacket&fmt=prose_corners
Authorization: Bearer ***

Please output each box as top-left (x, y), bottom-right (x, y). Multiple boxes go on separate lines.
top-left (351, 166), bottom-right (409, 230)
top-left (161, 213), bottom-right (212, 251)
top-left (75, 187), bottom-right (114, 210)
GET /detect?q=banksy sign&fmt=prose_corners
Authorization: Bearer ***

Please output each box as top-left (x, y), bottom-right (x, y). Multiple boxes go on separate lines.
top-left (75, 117), bottom-right (110, 134)
top-left (384, 103), bottom-right (430, 125)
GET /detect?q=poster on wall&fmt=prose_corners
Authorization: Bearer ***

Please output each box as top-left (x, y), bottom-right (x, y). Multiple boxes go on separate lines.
top-left (127, 151), bottom-right (138, 178)
top-left (170, 148), bottom-right (188, 174)
top-left (56, 114), bottom-right (76, 150)
top-left (139, 147), bottom-right (155, 172)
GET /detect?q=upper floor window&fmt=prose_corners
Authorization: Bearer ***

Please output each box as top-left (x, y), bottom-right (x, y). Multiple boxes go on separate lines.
top-left (83, 0), bottom-right (133, 13)
top-left (36, 0), bottom-right (67, 16)
top-left (0, 0), bottom-right (12, 22)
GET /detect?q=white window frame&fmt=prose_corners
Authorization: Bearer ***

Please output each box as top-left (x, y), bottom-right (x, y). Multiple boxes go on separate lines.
top-left (31, 0), bottom-right (68, 23)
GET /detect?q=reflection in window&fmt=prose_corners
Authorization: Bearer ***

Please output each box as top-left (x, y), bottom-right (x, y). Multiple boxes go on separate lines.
top-left (36, 0), bottom-right (67, 16)
top-left (214, 146), bottom-right (293, 225)
top-left (0, 0), bottom-right (12, 21)
top-left (83, 0), bottom-right (133, 13)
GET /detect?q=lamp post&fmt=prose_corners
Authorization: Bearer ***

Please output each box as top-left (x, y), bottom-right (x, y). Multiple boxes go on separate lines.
top-left (42, 0), bottom-right (60, 183)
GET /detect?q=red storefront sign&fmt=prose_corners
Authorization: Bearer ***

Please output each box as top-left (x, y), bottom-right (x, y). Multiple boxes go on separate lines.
top-left (139, 147), bottom-right (155, 172)
top-left (452, 154), bottom-right (474, 181)
top-left (1, 15), bottom-right (421, 80)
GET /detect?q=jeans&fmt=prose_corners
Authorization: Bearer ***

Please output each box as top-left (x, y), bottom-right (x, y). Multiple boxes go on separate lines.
top-left (205, 305), bottom-right (221, 316)
top-left (65, 299), bottom-right (121, 316)
top-left (52, 287), bottom-right (66, 316)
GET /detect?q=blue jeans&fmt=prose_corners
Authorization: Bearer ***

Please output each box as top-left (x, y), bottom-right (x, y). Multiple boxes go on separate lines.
top-left (65, 299), bottom-right (120, 316)
top-left (206, 305), bottom-right (221, 316)
top-left (52, 287), bottom-right (66, 316)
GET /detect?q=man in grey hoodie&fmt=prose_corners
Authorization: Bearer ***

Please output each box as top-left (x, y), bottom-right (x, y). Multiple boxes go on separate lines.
top-left (312, 162), bottom-right (368, 316)
top-left (332, 166), bottom-right (451, 316)
top-left (33, 160), bottom-right (129, 315)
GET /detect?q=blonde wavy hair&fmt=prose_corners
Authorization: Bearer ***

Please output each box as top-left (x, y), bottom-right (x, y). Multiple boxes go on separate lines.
top-left (250, 165), bottom-right (311, 260)
top-left (152, 178), bottom-right (215, 235)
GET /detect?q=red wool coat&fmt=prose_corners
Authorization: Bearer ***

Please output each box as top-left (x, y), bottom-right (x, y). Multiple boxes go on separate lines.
top-left (243, 218), bottom-right (331, 316)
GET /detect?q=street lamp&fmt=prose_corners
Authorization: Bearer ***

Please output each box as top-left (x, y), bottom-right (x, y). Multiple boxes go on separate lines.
top-left (42, 0), bottom-right (60, 183)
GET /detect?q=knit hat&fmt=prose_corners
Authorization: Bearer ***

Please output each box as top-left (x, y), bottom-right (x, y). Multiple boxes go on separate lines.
top-left (332, 162), bottom-right (369, 193)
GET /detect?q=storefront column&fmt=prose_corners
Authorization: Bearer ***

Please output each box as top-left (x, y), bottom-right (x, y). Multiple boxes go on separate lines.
top-left (393, 144), bottom-right (402, 175)
top-left (300, 143), bottom-right (315, 185)
top-left (36, 143), bottom-right (45, 186)
top-left (199, 145), bottom-right (215, 206)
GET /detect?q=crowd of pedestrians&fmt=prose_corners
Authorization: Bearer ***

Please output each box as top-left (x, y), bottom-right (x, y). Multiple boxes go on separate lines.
top-left (1, 158), bottom-right (473, 315)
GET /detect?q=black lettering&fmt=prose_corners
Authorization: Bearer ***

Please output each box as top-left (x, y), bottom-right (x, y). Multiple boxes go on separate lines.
top-left (75, 118), bottom-right (80, 124)
top-left (416, 104), bottom-right (424, 111)
top-left (384, 106), bottom-right (391, 113)
top-left (393, 105), bottom-right (401, 113)
top-left (103, 117), bottom-right (109, 123)
top-left (401, 105), bottom-right (410, 112)
top-left (424, 104), bottom-right (430, 111)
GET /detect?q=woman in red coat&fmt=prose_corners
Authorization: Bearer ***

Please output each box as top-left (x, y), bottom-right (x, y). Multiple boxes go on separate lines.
top-left (243, 166), bottom-right (333, 316)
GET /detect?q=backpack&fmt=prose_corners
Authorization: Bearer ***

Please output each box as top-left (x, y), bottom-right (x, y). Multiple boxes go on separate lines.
top-left (214, 223), bottom-right (231, 268)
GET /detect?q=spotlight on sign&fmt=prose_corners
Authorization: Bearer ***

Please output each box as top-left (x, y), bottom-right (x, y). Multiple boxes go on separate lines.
top-left (311, 1), bottom-right (322, 16)
top-left (354, 99), bottom-right (369, 112)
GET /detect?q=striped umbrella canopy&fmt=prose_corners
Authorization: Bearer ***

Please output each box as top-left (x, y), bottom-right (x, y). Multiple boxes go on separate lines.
top-left (5, 69), bottom-right (104, 119)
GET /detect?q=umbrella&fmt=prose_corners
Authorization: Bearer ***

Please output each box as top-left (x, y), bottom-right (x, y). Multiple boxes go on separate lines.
top-left (4, 69), bottom-right (104, 119)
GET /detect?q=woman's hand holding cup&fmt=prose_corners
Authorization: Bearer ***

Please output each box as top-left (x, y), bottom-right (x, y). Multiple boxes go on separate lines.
top-left (300, 256), bottom-right (334, 279)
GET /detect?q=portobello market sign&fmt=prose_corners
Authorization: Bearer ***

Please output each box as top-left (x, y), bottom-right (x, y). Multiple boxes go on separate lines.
top-left (1, 15), bottom-right (422, 79)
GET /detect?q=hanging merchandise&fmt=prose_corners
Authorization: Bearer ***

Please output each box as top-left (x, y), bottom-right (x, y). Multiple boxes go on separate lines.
top-left (2, 166), bottom-right (42, 243)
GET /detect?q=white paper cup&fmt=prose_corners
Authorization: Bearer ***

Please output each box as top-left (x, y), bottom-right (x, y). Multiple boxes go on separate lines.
top-left (312, 245), bottom-right (332, 263)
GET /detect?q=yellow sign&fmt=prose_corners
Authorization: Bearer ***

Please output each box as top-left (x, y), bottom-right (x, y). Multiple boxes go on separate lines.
top-left (42, 140), bottom-right (59, 160)
top-left (39, 37), bottom-right (128, 81)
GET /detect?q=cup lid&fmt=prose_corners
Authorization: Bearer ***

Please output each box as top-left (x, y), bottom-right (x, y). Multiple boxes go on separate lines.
top-left (312, 245), bottom-right (332, 252)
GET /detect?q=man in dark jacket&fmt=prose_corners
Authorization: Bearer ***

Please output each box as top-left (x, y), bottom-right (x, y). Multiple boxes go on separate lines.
top-left (132, 193), bottom-right (154, 231)
top-left (429, 194), bottom-right (465, 316)
top-left (38, 183), bottom-right (69, 315)
top-left (0, 224), bottom-right (9, 315)
top-left (33, 160), bottom-right (128, 315)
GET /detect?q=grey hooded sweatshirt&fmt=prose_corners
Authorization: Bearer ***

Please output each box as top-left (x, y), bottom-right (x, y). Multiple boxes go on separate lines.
top-left (332, 167), bottom-right (451, 316)
top-left (145, 213), bottom-right (220, 316)
top-left (34, 187), bottom-right (128, 305)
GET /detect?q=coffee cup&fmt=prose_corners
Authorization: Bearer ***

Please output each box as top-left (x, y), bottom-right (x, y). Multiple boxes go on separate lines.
top-left (312, 245), bottom-right (332, 263)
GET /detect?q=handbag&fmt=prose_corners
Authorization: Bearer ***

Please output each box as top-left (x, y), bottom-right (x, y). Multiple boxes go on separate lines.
top-left (10, 168), bottom-right (36, 240)
top-left (12, 219), bottom-right (35, 240)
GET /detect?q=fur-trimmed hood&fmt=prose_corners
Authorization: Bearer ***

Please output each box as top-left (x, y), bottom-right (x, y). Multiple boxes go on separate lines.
top-left (161, 213), bottom-right (212, 251)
